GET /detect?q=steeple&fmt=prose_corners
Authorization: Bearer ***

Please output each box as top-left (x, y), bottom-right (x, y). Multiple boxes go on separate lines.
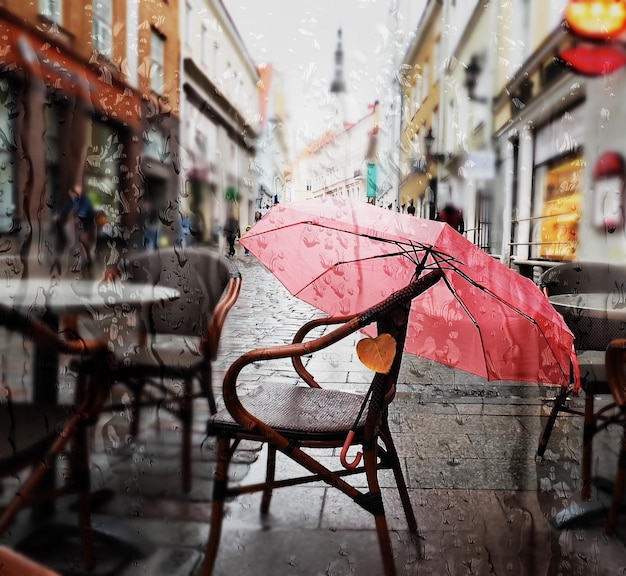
top-left (329, 28), bottom-right (346, 94)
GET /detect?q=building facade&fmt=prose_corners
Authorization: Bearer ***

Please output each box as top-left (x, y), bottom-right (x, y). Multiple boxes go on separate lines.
top-left (406, 0), bottom-right (626, 278)
top-left (398, 0), bottom-right (443, 218)
top-left (179, 0), bottom-right (260, 245)
top-left (0, 0), bottom-right (182, 275)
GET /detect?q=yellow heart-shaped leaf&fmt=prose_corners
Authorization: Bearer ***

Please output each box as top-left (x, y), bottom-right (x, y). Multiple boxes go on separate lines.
top-left (356, 334), bottom-right (397, 374)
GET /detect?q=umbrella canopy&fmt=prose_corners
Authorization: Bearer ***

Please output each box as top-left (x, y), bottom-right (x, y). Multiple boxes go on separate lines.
top-left (240, 196), bottom-right (577, 388)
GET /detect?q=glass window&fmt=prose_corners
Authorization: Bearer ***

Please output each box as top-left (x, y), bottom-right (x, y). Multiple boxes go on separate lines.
top-left (150, 31), bottom-right (165, 94)
top-left (84, 119), bottom-right (121, 226)
top-left (93, 0), bottom-right (112, 57)
top-left (39, 0), bottom-right (62, 23)
top-left (0, 80), bottom-right (17, 233)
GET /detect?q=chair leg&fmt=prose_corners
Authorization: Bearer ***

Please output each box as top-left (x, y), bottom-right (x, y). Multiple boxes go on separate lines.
top-left (380, 422), bottom-right (417, 532)
top-left (201, 363), bottom-right (217, 415)
top-left (605, 425), bottom-right (626, 534)
top-left (537, 386), bottom-right (570, 457)
top-left (71, 419), bottom-right (96, 571)
top-left (582, 388), bottom-right (597, 501)
top-left (202, 437), bottom-right (231, 576)
top-left (181, 377), bottom-right (193, 493)
top-left (260, 445), bottom-right (276, 514)
top-left (362, 446), bottom-right (396, 576)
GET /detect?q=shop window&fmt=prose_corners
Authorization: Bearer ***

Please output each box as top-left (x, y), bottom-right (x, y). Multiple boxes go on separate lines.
top-left (0, 80), bottom-right (17, 233)
top-left (536, 153), bottom-right (584, 261)
top-left (84, 119), bottom-right (121, 228)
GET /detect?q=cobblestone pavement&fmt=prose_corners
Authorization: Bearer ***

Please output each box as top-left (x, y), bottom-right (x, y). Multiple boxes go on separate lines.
top-left (1, 250), bottom-right (626, 575)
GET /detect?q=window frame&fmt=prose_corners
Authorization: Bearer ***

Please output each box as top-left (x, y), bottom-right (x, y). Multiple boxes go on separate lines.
top-left (150, 29), bottom-right (165, 94)
top-left (92, 0), bottom-right (113, 57)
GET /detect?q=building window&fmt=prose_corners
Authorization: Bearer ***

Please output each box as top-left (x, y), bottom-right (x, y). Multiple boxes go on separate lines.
top-left (93, 0), bottom-right (112, 57)
top-left (185, 2), bottom-right (193, 47)
top-left (40, 0), bottom-right (62, 23)
top-left (150, 30), bottom-right (165, 94)
top-left (201, 24), bottom-right (209, 67)
top-left (0, 80), bottom-right (16, 233)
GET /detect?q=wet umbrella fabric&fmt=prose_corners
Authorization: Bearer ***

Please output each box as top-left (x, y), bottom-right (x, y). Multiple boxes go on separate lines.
top-left (240, 196), bottom-right (577, 388)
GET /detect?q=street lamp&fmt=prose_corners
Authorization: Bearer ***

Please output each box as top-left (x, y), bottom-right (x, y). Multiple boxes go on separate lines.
top-left (464, 55), bottom-right (489, 104)
top-left (424, 128), bottom-right (446, 163)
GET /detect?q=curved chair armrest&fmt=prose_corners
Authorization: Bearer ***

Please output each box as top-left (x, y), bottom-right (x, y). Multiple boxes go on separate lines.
top-left (205, 274), bottom-right (242, 360)
top-left (222, 269), bottom-right (444, 436)
top-left (0, 305), bottom-right (112, 420)
top-left (291, 314), bottom-right (359, 388)
top-left (0, 305), bottom-right (104, 357)
top-left (605, 338), bottom-right (626, 407)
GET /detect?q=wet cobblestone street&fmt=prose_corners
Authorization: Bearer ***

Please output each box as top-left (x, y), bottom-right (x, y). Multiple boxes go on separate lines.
top-left (1, 251), bottom-right (625, 575)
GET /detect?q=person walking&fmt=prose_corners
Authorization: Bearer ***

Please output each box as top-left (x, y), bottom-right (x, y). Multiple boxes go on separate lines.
top-left (54, 184), bottom-right (96, 277)
top-left (436, 202), bottom-right (464, 234)
top-left (223, 212), bottom-right (240, 258)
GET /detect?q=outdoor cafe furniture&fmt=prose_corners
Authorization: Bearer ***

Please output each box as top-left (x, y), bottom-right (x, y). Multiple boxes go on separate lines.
top-left (538, 261), bottom-right (626, 527)
top-left (79, 246), bottom-right (242, 493)
top-left (202, 270), bottom-right (444, 576)
top-left (0, 304), bottom-right (111, 572)
top-left (0, 273), bottom-right (179, 570)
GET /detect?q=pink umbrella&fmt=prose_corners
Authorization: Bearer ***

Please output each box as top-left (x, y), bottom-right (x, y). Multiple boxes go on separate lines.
top-left (241, 196), bottom-right (577, 388)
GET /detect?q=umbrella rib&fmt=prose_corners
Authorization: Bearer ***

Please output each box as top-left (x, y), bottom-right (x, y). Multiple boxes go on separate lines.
top-left (431, 253), bottom-right (571, 384)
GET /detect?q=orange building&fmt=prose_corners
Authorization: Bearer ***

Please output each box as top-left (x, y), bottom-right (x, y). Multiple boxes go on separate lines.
top-left (0, 1), bottom-right (181, 273)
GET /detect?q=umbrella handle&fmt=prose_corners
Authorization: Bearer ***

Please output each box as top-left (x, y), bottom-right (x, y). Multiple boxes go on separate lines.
top-left (340, 430), bottom-right (362, 469)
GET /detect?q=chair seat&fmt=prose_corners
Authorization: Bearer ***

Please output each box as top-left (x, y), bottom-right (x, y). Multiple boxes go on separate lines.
top-left (0, 404), bottom-right (69, 472)
top-left (116, 335), bottom-right (204, 375)
top-left (207, 385), bottom-right (368, 441)
top-left (72, 335), bottom-right (205, 376)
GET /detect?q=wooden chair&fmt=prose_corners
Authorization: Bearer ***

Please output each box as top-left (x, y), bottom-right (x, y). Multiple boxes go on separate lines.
top-left (201, 270), bottom-right (444, 576)
top-left (0, 305), bottom-right (111, 571)
top-left (603, 339), bottom-right (626, 534)
top-left (98, 246), bottom-right (241, 493)
top-left (537, 261), bottom-right (626, 499)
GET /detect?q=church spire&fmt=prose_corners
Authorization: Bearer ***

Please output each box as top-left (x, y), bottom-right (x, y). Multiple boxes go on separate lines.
top-left (330, 28), bottom-right (346, 94)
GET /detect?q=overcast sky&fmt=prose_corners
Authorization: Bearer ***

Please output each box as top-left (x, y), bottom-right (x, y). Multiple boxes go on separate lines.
top-left (222, 0), bottom-right (426, 150)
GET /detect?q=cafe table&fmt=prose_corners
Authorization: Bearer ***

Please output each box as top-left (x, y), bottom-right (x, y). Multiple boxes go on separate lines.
top-left (0, 276), bottom-right (179, 403)
top-left (548, 291), bottom-right (623, 528)
top-left (548, 292), bottom-right (626, 321)
top-left (0, 275), bottom-right (179, 570)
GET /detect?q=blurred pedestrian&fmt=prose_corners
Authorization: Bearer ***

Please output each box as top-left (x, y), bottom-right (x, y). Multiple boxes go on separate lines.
top-left (141, 200), bottom-right (159, 251)
top-left (211, 218), bottom-right (222, 246)
top-left (436, 202), bottom-right (464, 234)
top-left (54, 184), bottom-right (96, 278)
top-left (223, 212), bottom-right (240, 258)
top-left (243, 225), bottom-right (252, 256)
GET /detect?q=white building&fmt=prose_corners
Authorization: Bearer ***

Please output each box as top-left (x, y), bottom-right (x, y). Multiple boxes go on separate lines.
top-left (179, 0), bottom-right (260, 242)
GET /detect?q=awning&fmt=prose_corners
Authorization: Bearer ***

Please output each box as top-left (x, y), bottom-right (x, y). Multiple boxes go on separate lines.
top-left (0, 16), bottom-right (143, 128)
